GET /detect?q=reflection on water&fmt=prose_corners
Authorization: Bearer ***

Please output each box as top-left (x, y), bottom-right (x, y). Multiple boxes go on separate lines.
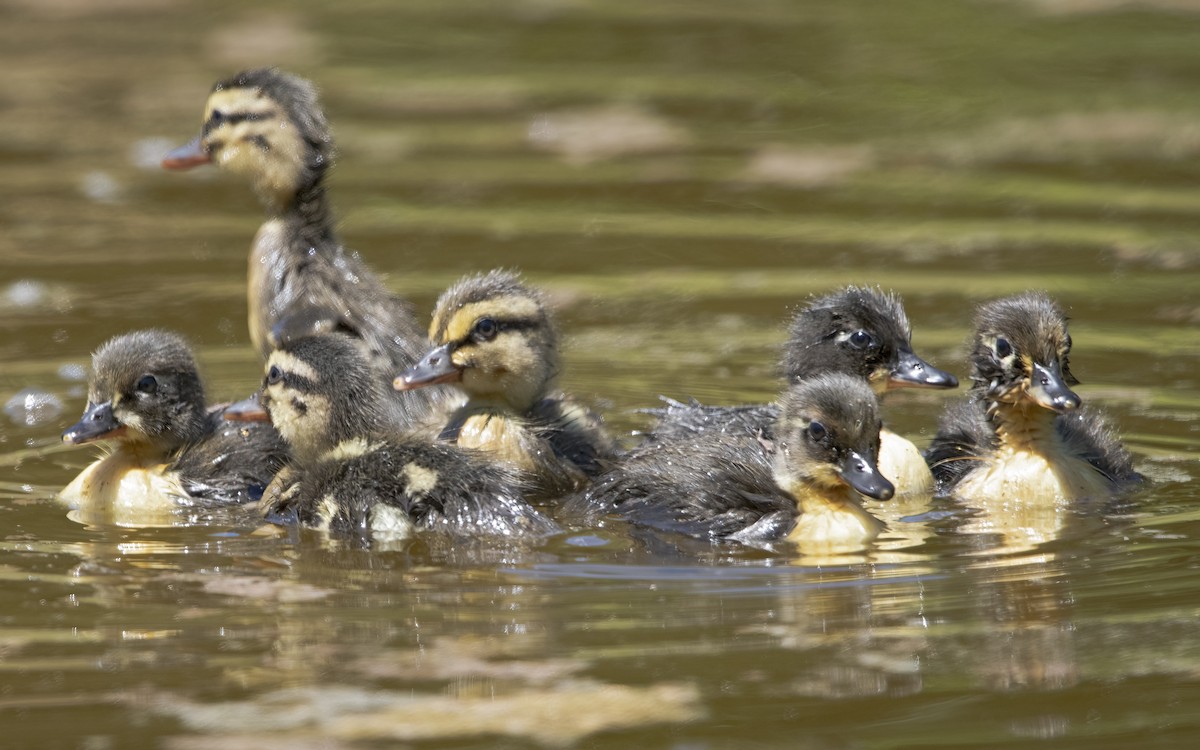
top-left (1, 0), bottom-right (1199, 746)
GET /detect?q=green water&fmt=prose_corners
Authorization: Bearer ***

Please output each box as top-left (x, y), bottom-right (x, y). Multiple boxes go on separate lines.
top-left (1, 0), bottom-right (1198, 746)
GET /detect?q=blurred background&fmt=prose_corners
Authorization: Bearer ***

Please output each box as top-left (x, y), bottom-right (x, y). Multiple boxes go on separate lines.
top-left (0, 0), bottom-right (1198, 747)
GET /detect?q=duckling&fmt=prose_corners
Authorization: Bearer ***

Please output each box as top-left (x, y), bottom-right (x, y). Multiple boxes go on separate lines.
top-left (925, 292), bottom-right (1139, 503)
top-left (649, 286), bottom-right (957, 495)
top-left (162, 67), bottom-right (450, 427)
top-left (255, 334), bottom-right (559, 540)
top-left (394, 269), bottom-right (616, 500)
top-left (570, 373), bottom-right (893, 548)
top-left (59, 330), bottom-right (288, 523)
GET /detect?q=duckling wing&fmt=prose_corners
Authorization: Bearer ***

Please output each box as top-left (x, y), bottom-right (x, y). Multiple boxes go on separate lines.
top-left (924, 394), bottom-right (995, 492)
top-left (1056, 407), bottom-right (1142, 487)
top-left (641, 398), bottom-right (779, 444)
top-left (294, 440), bottom-right (559, 539)
top-left (576, 432), bottom-right (794, 541)
top-left (173, 408), bottom-right (290, 505)
top-left (531, 397), bottom-right (620, 476)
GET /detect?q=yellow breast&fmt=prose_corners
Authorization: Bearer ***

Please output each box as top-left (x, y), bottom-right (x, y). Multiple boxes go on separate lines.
top-left (457, 413), bottom-right (537, 473)
top-left (955, 444), bottom-right (1109, 505)
top-left (784, 486), bottom-right (885, 551)
top-left (247, 218), bottom-right (287, 358)
top-left (877, 428), bottom-right (934, 497)
top-left (58, 450), bottom-right (185, 527)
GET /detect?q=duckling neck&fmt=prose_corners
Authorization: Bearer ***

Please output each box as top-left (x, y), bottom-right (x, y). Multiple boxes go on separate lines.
top-left (283, 181), bottom-right (335, 244)
top-left (990, 398), bottom-right (1059, 454)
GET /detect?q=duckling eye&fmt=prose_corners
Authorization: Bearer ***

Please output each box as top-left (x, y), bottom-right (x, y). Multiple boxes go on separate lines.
top-left (848, 330), bottom-right (874, 349)
top-left (806, 420), bottom-right (828, 443)
top-left (135, 375), bottom-right (158, 394)
top-left (472, 318), bottom-right (499, 342)
top-left (994, 337), bottom-right (1013, 360)
top-left (210, 109), bottom-right (225, 125)
top-left (266, 365), bottom-right (283, 385)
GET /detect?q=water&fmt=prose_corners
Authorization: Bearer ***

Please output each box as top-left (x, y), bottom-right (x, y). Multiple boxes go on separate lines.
top-left (1, 0), bottom-right (1199, 746)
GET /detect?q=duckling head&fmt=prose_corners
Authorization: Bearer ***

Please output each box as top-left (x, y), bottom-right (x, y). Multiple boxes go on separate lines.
top-left (260, 335), bottom-right (383, 462)
top-left (394, 269), bottom-right (559, 413)
top-left (781, 286), bottom-right (957, 395)
top-left (162, 68), bottom-right (331, 212)
top-left (62, 330), bottom-right (208, 452)
top-left (771, 373), bottom-right (894, 501)
top-left (971, 291), bottom-right (1080, 414)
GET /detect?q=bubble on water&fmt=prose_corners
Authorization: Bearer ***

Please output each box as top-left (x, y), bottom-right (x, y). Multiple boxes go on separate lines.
top-left (130, 137), bottom-right (177, 170)
top-left (57, 363), bottom-right (89, 382)
top-left (80, 171), bottom-right (122, 203)
top-left (5, 280), bottom-right (47, 308)
top-left (4, 388), bottom-right (64, 427)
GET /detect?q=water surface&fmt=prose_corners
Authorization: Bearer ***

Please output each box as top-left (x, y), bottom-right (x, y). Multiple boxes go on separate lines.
top-left (1, 0), bottom-right (1198, 747)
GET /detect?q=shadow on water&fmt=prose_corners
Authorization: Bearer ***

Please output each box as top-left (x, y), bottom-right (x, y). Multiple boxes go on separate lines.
top-left (0, 0), bottom-right (1199, 746)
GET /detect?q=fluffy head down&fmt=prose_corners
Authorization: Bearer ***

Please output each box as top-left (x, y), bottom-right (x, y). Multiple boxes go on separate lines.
top-left (72, 329), bottom-right (207, 449)
top-left (772, 372), bottom-right (888, 497)
top-left (783, 286), bottom-right (913, 392)
top-left (969, 291), bottom-right (1079, 411)
top-left (420, 269), bottom-right (560, 411)
top-left (261, 335), bottom-right (384, 461)
top-left (199, 68), bottom-right (332, 208)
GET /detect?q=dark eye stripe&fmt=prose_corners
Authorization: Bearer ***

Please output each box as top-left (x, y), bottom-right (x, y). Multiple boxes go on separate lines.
top-left (266, 370), bottom-right (318, 394)
top-left (202, 110), bottom-right (276, 138)
top-left (456, 318), bottom-right (539, 346)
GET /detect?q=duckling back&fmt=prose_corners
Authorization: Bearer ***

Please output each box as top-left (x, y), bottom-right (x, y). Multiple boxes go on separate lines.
top-left (259, 334), bottom-right (558, 540)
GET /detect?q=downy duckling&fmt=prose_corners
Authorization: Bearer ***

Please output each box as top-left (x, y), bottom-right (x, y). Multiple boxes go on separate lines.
top-left (925, 292), bottom-right (1139, 502)
top-left (162, 67), bottom-right (450, 427)
top-left (571, 373), bottom-right (894, 549)
top-left (255, 334), bottom-right (559, 540)
top-left (650, 286), bottom-right (957, 495)
top-left (59, 330), bottom-right (287, 523)
top-left (394, 269), bottom-right (616, 500)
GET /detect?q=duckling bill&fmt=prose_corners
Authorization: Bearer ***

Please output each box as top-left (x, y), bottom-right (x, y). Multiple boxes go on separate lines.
top-left (256, 334), bottom-right (559, 540)
top-left (926, 292), bottom-right (1139, 502)
top-left (395, 269), bottom-right (616, 500)
top-left (59, 330), bottom-right (287, 524)
top-left (570, 374), bottom-right (893, 549)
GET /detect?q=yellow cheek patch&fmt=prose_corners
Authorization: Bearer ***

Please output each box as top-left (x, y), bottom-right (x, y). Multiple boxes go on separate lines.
top-left (204, 89), bottom-right (275, 121)
top-left (203, 88), bottom-right (305, 201)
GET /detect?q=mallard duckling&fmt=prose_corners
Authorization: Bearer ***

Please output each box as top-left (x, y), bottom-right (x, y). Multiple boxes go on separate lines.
top-left (255, 334), bottom-right (559, 540)
top-left (650, 286), bottom-right (957, 495)
top-left (925, 292), bottom-right (1139, 502)
top-left (394, 269), bottom-right (616, 500)
top-left (571, 373), bottom-right (894, 549)
top-left (162, 67), bottom-right (450, 427)
top-left (59, 330), bottom-right (287, 523)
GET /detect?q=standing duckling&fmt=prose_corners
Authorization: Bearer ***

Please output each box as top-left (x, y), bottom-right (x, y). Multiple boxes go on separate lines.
top-left (256, 334), bottom-right (559, 540)
top-left (925, 292), bottom-right (1139, 502)
top-left (59, 330), bottom-right (287, 524)
top-left (651, 286), bottom-right (957, 495)
top-left (394, 269), bottom-right (616, 500)
top-left (162, 67), bottom-right (451, 427)
top-left (571, 373), bottom-right (894, 549)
